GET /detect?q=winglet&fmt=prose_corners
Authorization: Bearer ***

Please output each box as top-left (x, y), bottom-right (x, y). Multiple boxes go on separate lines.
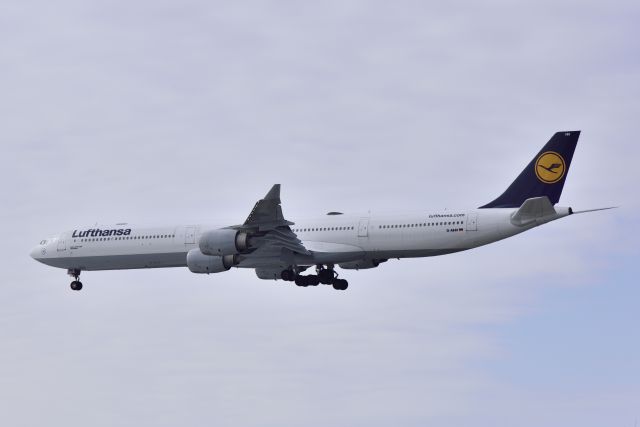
top-left (264, 184), bottom-right (281, 202)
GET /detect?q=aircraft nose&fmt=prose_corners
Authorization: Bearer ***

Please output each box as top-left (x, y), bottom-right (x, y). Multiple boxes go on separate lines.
top-left (30, 245), bottom-right (42, 260)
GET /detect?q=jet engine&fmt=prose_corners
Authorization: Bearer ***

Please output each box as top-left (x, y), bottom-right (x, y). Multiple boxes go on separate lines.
top-left (187, 248), bottom-right (238, 274)
top-left (339, 259), bottom-right (387, 270)
top-left (199, 229), bottom-right (250, 256)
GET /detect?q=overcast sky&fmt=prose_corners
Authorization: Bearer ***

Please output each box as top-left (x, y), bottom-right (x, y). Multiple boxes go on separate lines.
top-left (1, 1), bottom-right (639, 426)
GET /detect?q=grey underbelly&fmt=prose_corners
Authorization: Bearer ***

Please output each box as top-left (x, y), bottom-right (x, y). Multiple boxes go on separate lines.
top-left (41, 252), bottom-right (188, 271)
top-left (370, 248), bottom-right (468, 258)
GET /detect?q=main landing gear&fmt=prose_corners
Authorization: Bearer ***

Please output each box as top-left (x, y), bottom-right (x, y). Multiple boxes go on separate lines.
top-left (280, 265), bottom-right (348, 291)
top-left (68, 269), bottom-right (83, 291)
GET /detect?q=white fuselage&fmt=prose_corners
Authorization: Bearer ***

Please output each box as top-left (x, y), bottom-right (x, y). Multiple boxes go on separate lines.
top-left (30, 207), bottom-right (571, 273)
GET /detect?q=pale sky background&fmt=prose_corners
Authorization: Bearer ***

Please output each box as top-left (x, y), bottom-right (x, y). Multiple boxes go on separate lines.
top-left (1, 1), bottom-right (639, 426)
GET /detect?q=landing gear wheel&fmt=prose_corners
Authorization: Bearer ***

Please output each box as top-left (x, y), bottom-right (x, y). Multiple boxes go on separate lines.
top-left (281, 269), bottom-right (294, 281)
top-left (307, 275), bottom-right (320, 286)
top-left (332, 279), bottom-right (348, 291)
top-left (294, 276), bottom-right (308, 287)
top-left (67, 269), bottom-right (83, 291)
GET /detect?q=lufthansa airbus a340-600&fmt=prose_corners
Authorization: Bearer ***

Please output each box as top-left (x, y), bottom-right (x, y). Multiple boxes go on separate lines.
top-left (31, 131), bottom-right (613, 291)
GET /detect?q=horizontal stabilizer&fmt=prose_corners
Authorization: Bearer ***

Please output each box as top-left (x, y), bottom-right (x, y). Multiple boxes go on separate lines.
top-left (510, 196), bottom-right (556, 226)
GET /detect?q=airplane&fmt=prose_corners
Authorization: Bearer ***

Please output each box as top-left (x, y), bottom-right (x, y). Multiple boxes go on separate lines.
top-left (30, 131), bottom-right (614, 291)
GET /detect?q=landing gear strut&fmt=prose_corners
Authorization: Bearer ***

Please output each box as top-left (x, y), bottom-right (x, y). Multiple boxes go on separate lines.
top-left (317, 266), bottom-right (335, 285)
top-left (317, 265), bottom-right (347, 290)
top-left (67, 269), bottom-right (83, 291)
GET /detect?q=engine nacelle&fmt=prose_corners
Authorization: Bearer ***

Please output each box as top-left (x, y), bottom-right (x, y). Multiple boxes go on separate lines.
top-left (199, 229), bottom-right (250, 256)
top-left (187, 249), bottom-right (237, 274)
top-left (339, 259), bottom-right (386, 270)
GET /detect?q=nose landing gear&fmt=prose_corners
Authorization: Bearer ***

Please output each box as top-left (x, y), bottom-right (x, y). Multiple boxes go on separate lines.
top-left (67, 269), bottom-right (83, 291)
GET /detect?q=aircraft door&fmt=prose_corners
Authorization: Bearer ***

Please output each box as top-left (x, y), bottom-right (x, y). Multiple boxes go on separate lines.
top-left (358, 218), bottom-right (370, 237)
top-left (466, 213), bottom-right (478, 231)
top-left (184, 226), bottom-right (196, 244)
top-left (57, 237), bottom-right (66, 252)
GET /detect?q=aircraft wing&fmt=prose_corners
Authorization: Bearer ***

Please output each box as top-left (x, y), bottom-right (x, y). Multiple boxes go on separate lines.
top-left (234, 184), bottom-right (310, 267)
